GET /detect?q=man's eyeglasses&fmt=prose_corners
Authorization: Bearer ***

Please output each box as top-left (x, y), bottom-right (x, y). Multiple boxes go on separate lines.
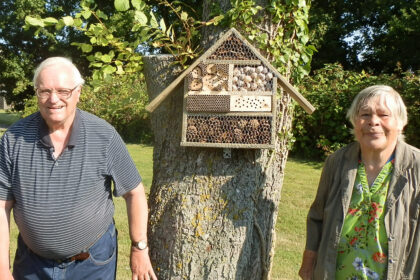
top-left (35, 85), bottom-right (79, 99)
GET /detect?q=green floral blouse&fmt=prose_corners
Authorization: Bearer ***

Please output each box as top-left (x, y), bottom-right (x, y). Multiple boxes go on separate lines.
top-left (336, 157), bottom-right (394, 280)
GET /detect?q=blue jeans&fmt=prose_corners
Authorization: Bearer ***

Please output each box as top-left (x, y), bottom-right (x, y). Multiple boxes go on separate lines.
top-left (13, 223), bottom-right (118, 280)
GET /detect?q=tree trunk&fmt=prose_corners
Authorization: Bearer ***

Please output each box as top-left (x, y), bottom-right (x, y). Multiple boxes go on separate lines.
top-left (145, 2), bottom-right (294, 279)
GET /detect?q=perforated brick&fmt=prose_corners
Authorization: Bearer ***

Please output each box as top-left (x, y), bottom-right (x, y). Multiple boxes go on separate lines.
top-left (186, 95), bottom-right (230, 112)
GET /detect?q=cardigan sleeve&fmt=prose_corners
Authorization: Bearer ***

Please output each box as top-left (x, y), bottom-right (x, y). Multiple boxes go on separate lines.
top-left (305, 153), bottom-right (337, 252)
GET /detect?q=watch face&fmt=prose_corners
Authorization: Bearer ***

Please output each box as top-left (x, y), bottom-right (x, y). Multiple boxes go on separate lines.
top-left (137, 240), bottom-right (147, 250)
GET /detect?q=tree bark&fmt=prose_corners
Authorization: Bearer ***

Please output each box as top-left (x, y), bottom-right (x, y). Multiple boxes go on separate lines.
top-left (145, 2), bottom-right (294, 279)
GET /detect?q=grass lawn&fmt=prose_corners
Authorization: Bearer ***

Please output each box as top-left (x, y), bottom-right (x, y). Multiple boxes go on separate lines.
top-left (0, 110), bottom-right (21, 127)
top-left (272, 158), bottom-right (323, 279)
top-left (3, 108), bottom-right (323, 279)
top-left (0, 110), bottom-right (21, 136)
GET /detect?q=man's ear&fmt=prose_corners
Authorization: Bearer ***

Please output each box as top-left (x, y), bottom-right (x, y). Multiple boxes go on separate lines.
top-left (76, 86), bottom-right (82, 102)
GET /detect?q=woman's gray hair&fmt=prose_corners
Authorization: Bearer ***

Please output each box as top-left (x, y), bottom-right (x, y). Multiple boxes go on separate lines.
top-left (33, 57), bottom-right (85, 88)
top-left (347, 85), bottom-right (408, 135)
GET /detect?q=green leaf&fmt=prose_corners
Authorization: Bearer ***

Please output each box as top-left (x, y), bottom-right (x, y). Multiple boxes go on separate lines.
top-left (86, 55), bottom-right (95, 62)
top-left (149, 12), bottom-right (158, 28)
top-left (90, 25), bottom-right (105, 36)
top-left (134, 11), bottom-right (147, 25)
top-left (91, 62), bottom-right (103, 68)
top-left (101, 54), bottom-right (113, 63)
top-left (55, 19), bottom-right (65, 31)
top-left (181, 12), bottom-right (188, 21)
top-left (81, 43), bottom-right (93, 53)
top-left (96, 10), bottom-right (108, 20)
top-left (102, 65), bottom-right (116, 74)
top-left (131, 24), bottom-right (141, 32)
top-left (131, 0), bottom-right (145, 10)
top-left (74, 18), bottom-right (83, 28)
top-left (298, 0), bottom-right (306, 8)
top-left (301, 53), bottom-right (309, 63)
top-left (116, 65), bottom-right (125, 75)
top-left (211, 15), bottom-right (224, 25)
top-left (159, 18), bottom-right (166, 33)
top-left (81, 10), bottom-right (92, 19)
top-left (62, 16), bottom-right (74, 26)
top-left (92, 70), bottom-right (101, 81)
top-left (94, 52), bottom-right (104, 59)
top-left (43, 17), bottom-right (58, 25)
top-left (25, 16), bottom-right (45, 27)
top-left (260, 33), bottom-right (268, 42)
top-left (300, 34), bottom-right (309, 44)
top-left (114, 0), bottom-right (130, 11)
top-left (99, 37), bottom-right (108, 46)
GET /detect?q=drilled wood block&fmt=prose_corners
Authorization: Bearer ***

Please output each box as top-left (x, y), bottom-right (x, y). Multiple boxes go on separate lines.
top-left (230, 95), bottom-right (271, 112)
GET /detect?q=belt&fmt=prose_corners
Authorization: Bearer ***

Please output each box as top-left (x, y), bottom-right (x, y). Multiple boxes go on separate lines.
top-left (56, 251), bottom-right (90, 263)
top-left (25, 243), bottom-right (91, 264)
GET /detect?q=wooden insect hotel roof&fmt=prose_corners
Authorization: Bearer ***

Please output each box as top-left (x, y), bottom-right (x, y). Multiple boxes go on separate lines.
top-left (146, 28), bottom-right (315, 149)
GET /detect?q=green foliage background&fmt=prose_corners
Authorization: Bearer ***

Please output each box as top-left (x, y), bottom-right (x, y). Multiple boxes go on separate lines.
top-left (309, 0), bottom-right (420, 73)
top-left (292, 63), bottom-right (420, 159)
top-left (22, 74), bottom-right (151, 143)
top-left (6, 0), bottom-right (420, 156)
top-left (79, 75), bottom-right (152, 143)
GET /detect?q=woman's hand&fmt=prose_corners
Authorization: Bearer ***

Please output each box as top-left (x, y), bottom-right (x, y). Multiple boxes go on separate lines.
top-left (298, 250), bottom-right (317, 280)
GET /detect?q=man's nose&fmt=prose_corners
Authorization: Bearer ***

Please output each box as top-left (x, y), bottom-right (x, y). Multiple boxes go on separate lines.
top-left (47, 91), bottom-right (61, 102)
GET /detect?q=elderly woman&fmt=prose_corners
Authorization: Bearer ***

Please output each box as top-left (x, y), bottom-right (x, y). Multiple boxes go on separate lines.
top-left (299, 85), bottom-right (419, 279)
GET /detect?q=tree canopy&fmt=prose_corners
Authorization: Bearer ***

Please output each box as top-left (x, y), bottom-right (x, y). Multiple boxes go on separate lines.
top-left (0, 0), bottom-right (92, 109)
top-left (1, 0), bottom-right (419, 109)
top-left (309, 0), bottom-right (420, 73)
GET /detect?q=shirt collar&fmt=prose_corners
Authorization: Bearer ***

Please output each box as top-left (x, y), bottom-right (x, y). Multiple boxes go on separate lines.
top-left (39, 109), bottom-right (81, 149)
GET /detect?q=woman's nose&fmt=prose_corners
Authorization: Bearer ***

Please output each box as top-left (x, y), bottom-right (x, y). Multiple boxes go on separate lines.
top-left (369, 114), bottom-right (380, 126)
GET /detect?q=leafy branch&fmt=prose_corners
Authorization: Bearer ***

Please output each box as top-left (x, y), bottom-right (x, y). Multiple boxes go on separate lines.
top-left (225, 0), bottom-right (315, 81)
top-left (24, 0), bottom-right (312, 88)
top-left (24, 0), bottom-right (223, 86)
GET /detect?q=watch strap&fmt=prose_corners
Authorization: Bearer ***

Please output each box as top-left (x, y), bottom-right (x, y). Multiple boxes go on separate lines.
top-left (131, 240), bottom-right (148, 250)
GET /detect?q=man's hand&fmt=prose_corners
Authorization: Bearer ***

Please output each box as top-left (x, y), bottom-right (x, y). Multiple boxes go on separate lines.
top-left (0, 200), bottom-right (14, 280)
top-left (0, 269), bottom-right (14, 280)
top-left (298, 250), bottom-right (317, 280)
top-left (130, 247), bottom-right (157, 280)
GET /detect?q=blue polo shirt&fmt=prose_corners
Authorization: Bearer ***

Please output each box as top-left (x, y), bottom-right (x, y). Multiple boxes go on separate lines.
top-left (0, 109), bottom-right (142, 259)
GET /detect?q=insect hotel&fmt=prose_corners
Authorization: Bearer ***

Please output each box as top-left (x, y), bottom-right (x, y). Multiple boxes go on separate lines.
top-left (146, 28), bottom-right (314, 149)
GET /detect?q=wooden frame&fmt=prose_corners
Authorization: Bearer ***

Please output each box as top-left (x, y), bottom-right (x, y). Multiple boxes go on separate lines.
top-left (146, 28), bottom-right (315, 149)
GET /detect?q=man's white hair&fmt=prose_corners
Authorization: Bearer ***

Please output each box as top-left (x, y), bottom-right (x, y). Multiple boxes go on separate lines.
top-left (33, 57), bottom-right (85, 88)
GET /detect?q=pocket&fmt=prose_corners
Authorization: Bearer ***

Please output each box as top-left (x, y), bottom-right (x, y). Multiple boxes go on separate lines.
top-left (88, 224), bottom-right (117, 266)
top-left (409, 200), bottom-right (419, 221)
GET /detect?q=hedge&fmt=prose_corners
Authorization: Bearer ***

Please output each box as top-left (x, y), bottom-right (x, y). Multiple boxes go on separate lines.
top-left (292, 63), bottom-right (419, 159)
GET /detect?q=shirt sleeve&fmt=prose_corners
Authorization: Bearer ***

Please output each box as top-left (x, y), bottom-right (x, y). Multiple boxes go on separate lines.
top-left (0, 133), bottom-right (14, 201)
top-left (106, 129), bottom-right (142, 197)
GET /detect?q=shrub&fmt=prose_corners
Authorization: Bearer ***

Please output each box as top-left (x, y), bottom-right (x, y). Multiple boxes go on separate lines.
top-left (79, 75), bottom-right (152, 143)
top-left (293, 63), bottom-right (419, 159)
top-left (22, 74), bottom-right (152, 144)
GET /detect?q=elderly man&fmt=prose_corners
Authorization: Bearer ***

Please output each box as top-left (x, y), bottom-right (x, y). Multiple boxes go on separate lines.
top-left (0, 57), bottom-right (157, 280)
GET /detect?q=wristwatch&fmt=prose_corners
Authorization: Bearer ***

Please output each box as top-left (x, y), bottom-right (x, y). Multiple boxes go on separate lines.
top-left (132, 240), bottom-right (148, 250)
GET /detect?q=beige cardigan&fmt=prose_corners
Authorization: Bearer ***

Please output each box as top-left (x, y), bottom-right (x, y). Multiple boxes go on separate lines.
top-left (306, 141), bottom-right (419, 279)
